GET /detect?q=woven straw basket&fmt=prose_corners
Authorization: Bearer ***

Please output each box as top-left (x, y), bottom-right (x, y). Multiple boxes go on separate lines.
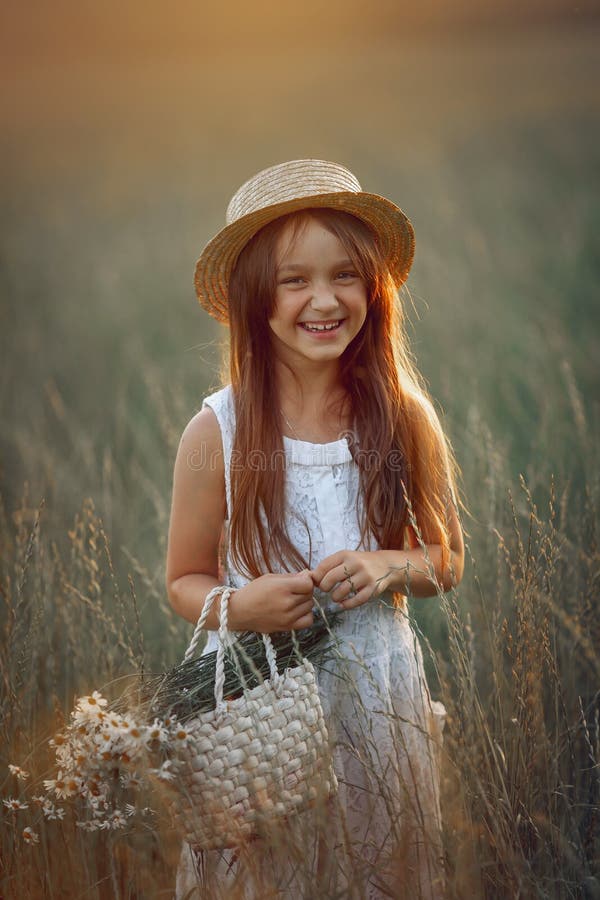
top-left (168, 587), bottom-right (338, 850)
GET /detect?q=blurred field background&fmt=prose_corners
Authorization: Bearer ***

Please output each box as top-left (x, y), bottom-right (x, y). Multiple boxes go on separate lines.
top-left (1, 1), bottom-right (599, 897)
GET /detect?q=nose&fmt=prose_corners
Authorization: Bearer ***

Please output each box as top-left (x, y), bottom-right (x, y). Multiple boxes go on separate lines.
top-left (309, 282), bottom-right (340, 315)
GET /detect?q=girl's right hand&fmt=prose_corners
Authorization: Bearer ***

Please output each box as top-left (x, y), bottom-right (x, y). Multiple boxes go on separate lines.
top-left (230, 570), bottom-right (315, 633)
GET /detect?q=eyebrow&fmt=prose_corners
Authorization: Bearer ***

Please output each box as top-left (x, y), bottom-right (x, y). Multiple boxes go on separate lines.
top-left (276, 258), bottom-right (355, 273)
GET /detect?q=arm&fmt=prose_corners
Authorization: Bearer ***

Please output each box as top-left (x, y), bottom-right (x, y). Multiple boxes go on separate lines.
top-left (165, 406), bottom-right (243, 629)
top-left (311, 445), bottom-right (465, 605)
top-left (165, 406), bottom-right (315, 632)
top-left (373, 501), bottom-right (465, 597)
top-left (310, 529), bottom-right (463, 609)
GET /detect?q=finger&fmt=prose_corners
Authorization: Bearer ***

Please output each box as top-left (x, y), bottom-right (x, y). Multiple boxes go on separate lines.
top-left (286, 597), bottom-right (315, 618)
top-left (290, 570), bottom-right (316, 594)
top-left (311, 552), bottom-right (346, 585)
top-left (337, 585), bottom-right (373, 610)
top-left (310, 565), bottom-right (324, 585)
top-left (290, 610), bottom-right (314, 630)
top-left (331, 573), bottom-right (367, 604)
top-left (319, 563), bottom-right (352, 595)
top-left (330, 569), bottom-right (366, 602)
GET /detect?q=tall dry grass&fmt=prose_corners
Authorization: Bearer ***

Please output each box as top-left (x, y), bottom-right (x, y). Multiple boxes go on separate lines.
top-left (1, 377), bottom-right (598, 897)
top-left (1, 24), bottom-right (599, 898)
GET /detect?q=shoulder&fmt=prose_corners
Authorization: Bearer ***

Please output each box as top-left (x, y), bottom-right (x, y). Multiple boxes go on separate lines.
top-left (173, 395), bottom-right (228, 491)
top-left (178, 405), bottom-right (223, 458)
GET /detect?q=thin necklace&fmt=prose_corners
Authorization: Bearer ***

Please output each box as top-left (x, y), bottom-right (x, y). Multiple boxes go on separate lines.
top-left (280, 408), bottom-right (303, 441)
top-left (280, 407), bottom-right (353, 442)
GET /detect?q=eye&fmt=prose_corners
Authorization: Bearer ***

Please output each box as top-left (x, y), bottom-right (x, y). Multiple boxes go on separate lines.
top-left (280, 276), bottom-right (305, 285)
top-left (336, 271), bottom-right (358, 280)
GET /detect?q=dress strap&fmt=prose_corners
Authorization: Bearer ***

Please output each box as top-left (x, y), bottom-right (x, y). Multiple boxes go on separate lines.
top-left (201, 384), bottom-right (235, 519)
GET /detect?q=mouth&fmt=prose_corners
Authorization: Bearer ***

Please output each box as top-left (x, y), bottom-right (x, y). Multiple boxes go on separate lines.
top-left (298, 319), bottom-right (344, 334)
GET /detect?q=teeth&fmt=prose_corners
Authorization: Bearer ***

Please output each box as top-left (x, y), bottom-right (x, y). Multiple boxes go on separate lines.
top-left (302, 321), bottom-right (340, 332)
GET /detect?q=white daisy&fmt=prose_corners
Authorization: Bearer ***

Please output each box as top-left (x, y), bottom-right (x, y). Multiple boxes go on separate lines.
top-left (171, 725), bottom-right (193, 749)
top-left (97, 746), bottom-right (117, 765)
top-left (3, 797), bottom-right (29, 811)
top-left (119, 771), bottom-right (144, 790)
top-left (145, 719), bottom-right (169, 746)
top-left (123, 723), bottom-right (146, 741)
top-left (49, 733), bottom-right (68, 750)
top-left (149, 759), bottom-right (177, 782)
top-left (110, 810), bottom-right (127, 829)
top-left (8, 764), bottom-right (29, 781)
top-left (43, 772), bottom-right (65, 794)
top-left (76, 691), bottom-right (108, 715)
top-left (22, 827), bottom-right (39, 844)
top-left (89, 793), bottom-right (110, 812)
top-left (92, 730), bottom-right (116, 749)
top-left (70, 747), bottom-right (91, 770)
top-left (71, 704), bottom-right (100, 730)
top-left (83, 779), bottom-right (110, 802)
top-left (42, 800), bottom-right (66, 821)
top-left (72, 721), bottom-right (94, 741)
top-left (117, 718), bottom-right (146, 750)
top-left (54, 775), bottom-right (81, 800)
top-left (54, 744), bottom-right (74, 766)
top-left (104, 714), bottom-right (125, 733)
top-left (72, 707), bottom-right (104, 728)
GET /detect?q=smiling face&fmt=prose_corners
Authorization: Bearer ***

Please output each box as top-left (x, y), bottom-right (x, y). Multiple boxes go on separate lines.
top-left (268, 215), bottom-right (368, 370)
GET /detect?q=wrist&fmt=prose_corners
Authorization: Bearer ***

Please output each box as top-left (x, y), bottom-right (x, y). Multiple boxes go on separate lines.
top-left (377, 550), bottom-right (410, 594)
top-left (226, 586), bottom-right (247, 632)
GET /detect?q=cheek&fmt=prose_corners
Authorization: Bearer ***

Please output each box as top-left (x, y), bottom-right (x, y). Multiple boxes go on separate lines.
top-left (352, 289), bottom-right (368, 322)
top-left (268, 309), bottom-right (294, 339)
top-left (267, 296), bottom-right (284, 328)
top-left (270, 292), bottom-right (307, 325)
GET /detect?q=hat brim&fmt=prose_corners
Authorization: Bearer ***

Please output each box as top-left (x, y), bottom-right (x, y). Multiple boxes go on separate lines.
top-left (194, 190), bottom-right (415, 324)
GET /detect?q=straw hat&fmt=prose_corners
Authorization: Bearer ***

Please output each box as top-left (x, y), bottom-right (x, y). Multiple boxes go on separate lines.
top-left (194, 158), bottom-right (415, 324)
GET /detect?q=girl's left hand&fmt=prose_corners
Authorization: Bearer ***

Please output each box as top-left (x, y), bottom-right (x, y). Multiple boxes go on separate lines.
top-left (309, 550), bottom-right (393, 610)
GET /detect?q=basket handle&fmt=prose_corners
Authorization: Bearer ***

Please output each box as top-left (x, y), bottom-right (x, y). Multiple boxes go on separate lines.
top-left (216, 588), bottom-right (281, 710)
top-left (182, 585), bottom-right (225, 663)
top-left (183, 585), bottom-right (281, 712)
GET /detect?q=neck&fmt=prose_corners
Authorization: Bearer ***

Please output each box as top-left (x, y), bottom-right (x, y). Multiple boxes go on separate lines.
top-left (274, 359), bottom-right (351, 437)
top-left (276, 357), bottom-right (342, 405)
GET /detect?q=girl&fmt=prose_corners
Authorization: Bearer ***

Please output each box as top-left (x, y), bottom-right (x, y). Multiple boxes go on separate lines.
top-left (166, 159), bottom-right (465, 899)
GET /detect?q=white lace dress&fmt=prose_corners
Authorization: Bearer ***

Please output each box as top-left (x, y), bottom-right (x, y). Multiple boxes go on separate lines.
top-left (175, 385), bottom-right (446, 899)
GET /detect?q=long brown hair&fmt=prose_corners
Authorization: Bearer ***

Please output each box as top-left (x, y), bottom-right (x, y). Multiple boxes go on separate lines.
top-left (224, 207), bottom-right (463, 589)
